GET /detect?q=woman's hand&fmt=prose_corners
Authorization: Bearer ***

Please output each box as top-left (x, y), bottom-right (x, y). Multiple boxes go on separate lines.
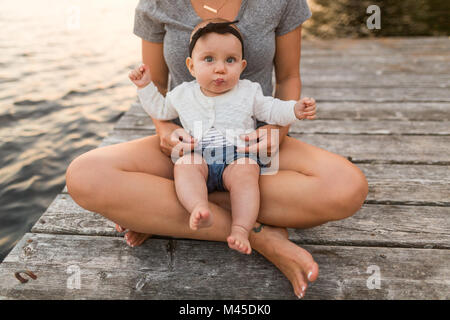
top-left (236, 124), bottom-right (285, 156)
top-left (156, 121), bottom-right (198, 158)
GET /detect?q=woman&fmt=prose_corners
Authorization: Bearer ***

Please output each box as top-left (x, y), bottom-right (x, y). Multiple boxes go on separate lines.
top-left (66, 0), bottom-right (368, 299)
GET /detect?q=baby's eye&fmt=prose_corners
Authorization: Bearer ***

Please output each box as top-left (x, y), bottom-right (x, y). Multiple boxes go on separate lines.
top-left (204, 56), bottom-right (213, 62)
top-left (226, 57), bottom-right (236, 63)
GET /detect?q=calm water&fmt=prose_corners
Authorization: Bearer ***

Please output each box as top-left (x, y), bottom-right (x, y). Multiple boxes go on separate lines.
top-left (0, 0), bottom-right (140, 262)
top-left (0, 0), bottom-right (448, 263)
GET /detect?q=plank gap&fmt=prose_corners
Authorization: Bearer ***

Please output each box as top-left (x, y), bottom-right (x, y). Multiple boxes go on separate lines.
top-left (316, 99), bottom-right (450, 103)
top-left (364, 200), bottom-right (450, 207)
top-left (348, 159), bottom-right (450, 165)
top-left (290, 132), bottom-right (450, 137)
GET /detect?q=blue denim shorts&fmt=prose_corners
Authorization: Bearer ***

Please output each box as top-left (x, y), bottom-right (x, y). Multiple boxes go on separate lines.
top-left (192, 144), bottom-right (269, 193)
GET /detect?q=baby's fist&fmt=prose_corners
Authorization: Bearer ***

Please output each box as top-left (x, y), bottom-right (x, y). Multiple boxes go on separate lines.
top-left (129, 64), bottom-right (152, 89)
top-left (294, 97), bottom-right (316, 120)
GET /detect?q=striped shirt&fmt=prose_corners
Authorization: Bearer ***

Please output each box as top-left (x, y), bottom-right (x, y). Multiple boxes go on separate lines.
top-left (200, 126), bottom-right (233, 148)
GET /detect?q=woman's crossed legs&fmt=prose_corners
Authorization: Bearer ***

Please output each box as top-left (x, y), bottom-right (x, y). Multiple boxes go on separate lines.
top-left (66, 134), bottom-right (368, 298)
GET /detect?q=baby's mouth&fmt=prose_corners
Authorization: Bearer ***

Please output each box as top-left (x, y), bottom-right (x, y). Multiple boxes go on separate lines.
top-left (213, 78), bottom-right (225, 85)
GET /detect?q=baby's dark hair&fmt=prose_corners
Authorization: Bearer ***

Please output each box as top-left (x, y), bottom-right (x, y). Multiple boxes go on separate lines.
top-left (189, 18), bottom-right (244, 58)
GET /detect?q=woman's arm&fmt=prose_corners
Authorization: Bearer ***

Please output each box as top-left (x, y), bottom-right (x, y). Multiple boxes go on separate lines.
top-left (141, 39), bottom-right (175, 133)
top-left (141, 39), bottom-right (195, 157)
top-left (238, 26), bottom-right (304, 154)
top-left (142, 39), bottom-right (169, 96)
top-left (274, 26), bottom-right (303, 101)
top-left (273, 25), bottom-right (303, 140)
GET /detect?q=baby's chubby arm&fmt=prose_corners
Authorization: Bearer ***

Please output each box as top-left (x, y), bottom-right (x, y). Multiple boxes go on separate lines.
top-left (129, 64), bottom-right (178, 120)
top-left (252, 81), bottom-right (316, 125)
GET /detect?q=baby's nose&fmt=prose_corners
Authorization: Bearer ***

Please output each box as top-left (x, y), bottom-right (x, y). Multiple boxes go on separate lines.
top-left (214, 62), bottom-right (226, 73)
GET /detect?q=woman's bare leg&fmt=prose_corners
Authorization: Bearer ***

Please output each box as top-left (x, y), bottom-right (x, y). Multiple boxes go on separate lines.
top-left (66, 134), bottom-right (366, 298)
top-left (210, 136), bottom-right (369, 229)
top-left (173, 153), bottom-right (212, 230)
top-left (257, 136), bottom-right (368, 227)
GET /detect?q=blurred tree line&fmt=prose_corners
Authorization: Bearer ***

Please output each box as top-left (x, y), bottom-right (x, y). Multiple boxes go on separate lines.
top-left (303, 0), bottom-right (449, 38)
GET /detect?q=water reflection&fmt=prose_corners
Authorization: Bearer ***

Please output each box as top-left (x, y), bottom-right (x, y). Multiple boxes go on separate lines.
top-left (0, 0), bottom-right (140, 262)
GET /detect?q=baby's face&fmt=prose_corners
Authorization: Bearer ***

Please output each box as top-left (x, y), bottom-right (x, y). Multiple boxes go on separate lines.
top-left (186, 32), bottom-right (247, 97)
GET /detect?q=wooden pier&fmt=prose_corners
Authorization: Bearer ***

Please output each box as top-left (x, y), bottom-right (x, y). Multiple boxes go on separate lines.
top-left (0, 37), bottom-right (449, 299)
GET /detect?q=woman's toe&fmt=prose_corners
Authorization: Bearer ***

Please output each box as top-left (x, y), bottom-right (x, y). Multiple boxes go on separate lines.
top-left (135, 234), bottom-right (148, 246)
top-left (125, 232), bottom-right (138, 247)
top-left (292, 271), bottom-right (307, 298)
top-left (124, 231), bottom-right (152, 247)
top-left (115, 224), bottom-right (126, 233)
top-left (306, 262), bottom-right (319, 282)
top-left (124, 233), bottom-right (132, 246)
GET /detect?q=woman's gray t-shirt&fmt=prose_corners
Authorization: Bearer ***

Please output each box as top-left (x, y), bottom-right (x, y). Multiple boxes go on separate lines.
top-left (133, 0), bottom-right (311, 126)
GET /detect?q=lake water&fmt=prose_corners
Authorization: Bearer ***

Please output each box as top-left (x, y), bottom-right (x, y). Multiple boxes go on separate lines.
top-left (0, 0), bottom-right (141, 262)
top-left (0, 0), bottom-right (448, 262)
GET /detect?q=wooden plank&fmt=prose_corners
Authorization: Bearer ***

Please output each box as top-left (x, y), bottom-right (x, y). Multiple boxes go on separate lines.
top-left (122, 101), bottom-right (450, 121)
top-left (300, 56), bottom-right (450, 76)
top-left (314, 102), bottom-right (450, 121)
top-left (300, 87), bottom-right (450, 102)
top-left (301, 38), bottom-right (450, 56)
top-left (0, 233), bottom-right (448, 299)
top-left (32, 194), bottom-right (449, 249)
top-left (292, 120), bottom-right (450, 135)
top-left (172, 240), bottom-right (450, 300)
top-left (116, 114), bottom-right (450, 135)
top-left (301, 74), bottom-right (450, 88)
top-left (288, 204), bottom-right (450, 249)
top-left (360, 163), bottom-right (450, 206)
top-left (31, 194), bottom-right (119, 236)
top-left (101, 129), bottom-right (450, 164)
top-left (292, 133), bottom-right (450, 164)
top-left (114, 112), bottom-right (155, 131)
top-left (0, 233), bottom-right (171, 300)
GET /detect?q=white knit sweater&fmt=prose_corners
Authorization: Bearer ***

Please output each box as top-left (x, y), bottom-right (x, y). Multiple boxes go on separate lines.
top-left (137, 79), bottom-right (298, 148)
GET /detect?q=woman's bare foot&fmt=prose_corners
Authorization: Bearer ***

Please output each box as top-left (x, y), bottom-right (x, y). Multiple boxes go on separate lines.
top-left (115, 224), bottom-right (152, 247)
top-left (227, 225), bottom-right (251, 254)
top-left (250, 223), bottom-right (319, 299)
top-left (189, 202), bottom-right (213, 230)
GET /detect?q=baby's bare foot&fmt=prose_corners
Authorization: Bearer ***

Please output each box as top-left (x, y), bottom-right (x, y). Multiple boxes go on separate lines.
top-left (189, 202), bottom-right (213, 230)
top-left (227, 225), bottom-right (251, 254)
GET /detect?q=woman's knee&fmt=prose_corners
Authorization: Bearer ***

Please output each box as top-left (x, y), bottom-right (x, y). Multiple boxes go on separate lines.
top-left (323, 161), bottom-right (369, 221)
top-left (65, 151), bottom-right (108, 210)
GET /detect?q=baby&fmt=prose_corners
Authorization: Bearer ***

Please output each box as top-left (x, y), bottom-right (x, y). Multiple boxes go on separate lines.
top-left (129, 19), bottom-right (316, 254)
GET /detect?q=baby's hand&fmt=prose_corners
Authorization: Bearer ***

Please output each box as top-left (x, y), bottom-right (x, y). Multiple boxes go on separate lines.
top-left (294, 97), bottom-right (316, 120)
top-left (128, 64), bottom-right (152, 89)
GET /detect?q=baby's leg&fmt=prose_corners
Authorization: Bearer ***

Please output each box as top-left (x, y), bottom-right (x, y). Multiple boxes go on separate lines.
top-left (174, 153), bottom-right (211, 230)
top-left (222, 157), bottom-right (261, 254)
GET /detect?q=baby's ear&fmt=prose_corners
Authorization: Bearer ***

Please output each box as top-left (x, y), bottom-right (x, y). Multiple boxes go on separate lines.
top-left (185, 57), bottom-right (195, 77)
top-left (240, 59), bottom-right (247, 73)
